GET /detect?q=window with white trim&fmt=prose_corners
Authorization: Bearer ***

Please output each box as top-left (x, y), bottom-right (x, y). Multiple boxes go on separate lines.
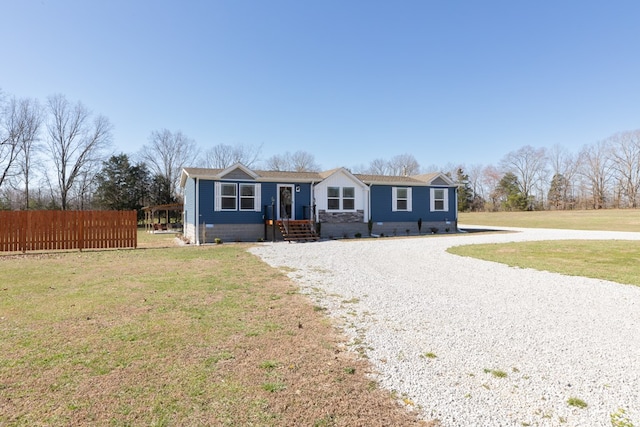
top-left (342, 187), bottom-right (355, 210)
top-left (327, 186), bottom-right (355, 210)
top-left (431, 188), bottom-right (448, 211)
top-left (220, 183), bottom-right (237, 210)
top-left (215, 182), bottom-right (261, 211)
top-left (327, 187), bottom-right (340, 210)
top-left (392, 187), bottom-right (412, 212)
top-left (239, 184), bottom-right (256, 210)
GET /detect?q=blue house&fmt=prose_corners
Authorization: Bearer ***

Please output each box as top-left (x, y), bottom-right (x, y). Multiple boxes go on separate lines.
top-left (180, 163), bottom-right (458, 243)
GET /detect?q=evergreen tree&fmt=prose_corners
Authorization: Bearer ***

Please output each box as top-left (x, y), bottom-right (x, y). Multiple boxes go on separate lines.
top-left (149, 174), bottom-right (177, 206)
top-left (456, 168), bottom-right (474, 212)
top-left (497, 172), bottom-right (528, 211)
top-left (94, 154), bottom-right (150, 216)
top-left (547, 173), bottom-right (571, 210)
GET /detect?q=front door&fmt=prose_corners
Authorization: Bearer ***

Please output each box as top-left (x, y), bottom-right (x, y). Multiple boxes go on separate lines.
top-left (278, 185), bottom-right (294, 220)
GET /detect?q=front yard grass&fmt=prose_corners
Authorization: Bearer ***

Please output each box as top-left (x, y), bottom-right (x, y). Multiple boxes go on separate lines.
top-left (455, 210), bottom-right (640, 287)
top-left (458, 209), bottom-right (640, 232)
top-left (448, 240), bottom-right (640, 287)
top-left (0, 239), bottom-right (427, 426)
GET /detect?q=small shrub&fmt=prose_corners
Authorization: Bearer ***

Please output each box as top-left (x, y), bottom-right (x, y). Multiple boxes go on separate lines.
top-left (214, 237), bottom-right (223, 244)
top-left (405, 229), bottom-right (410, 235)
top-left (354, 232), bottom-right (362, 238)
top-left (445, 227), bottom-right (450, 232)
top-left (430, 227), bottom-right (438, 234)
top-left (417, 218), bottom-right (422, 234)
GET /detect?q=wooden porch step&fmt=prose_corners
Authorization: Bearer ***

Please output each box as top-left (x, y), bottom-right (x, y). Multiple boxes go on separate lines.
top-left (275, 220), bottom-right (319, 242)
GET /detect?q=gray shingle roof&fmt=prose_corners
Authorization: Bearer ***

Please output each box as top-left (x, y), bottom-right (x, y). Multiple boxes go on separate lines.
top-left (181, 165), bottom-right (453, 186)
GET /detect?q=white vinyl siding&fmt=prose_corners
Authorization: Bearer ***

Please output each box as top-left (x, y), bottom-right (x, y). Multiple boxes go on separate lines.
top-left (392, 187), bottom-right (412, 212)
top-left (430, 188), bottom-right (448, 211)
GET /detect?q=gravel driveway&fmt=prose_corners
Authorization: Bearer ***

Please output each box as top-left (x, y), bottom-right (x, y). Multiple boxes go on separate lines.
top-left (249, 227), bottom-right (640, 427)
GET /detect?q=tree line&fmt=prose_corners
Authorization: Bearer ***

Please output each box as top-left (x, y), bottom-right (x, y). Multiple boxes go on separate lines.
top-left (2, 89), bottom-right (639, 215)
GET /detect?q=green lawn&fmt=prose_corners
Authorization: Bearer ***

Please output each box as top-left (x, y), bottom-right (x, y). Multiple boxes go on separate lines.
top-left (459, 209), bottom-right (640, 232)
top-left (452, 209), bottom-right (640, 287)
top-left (448, 239), bottom-right (640, 287)
top-left (0, 232), bottom-right (424, 427)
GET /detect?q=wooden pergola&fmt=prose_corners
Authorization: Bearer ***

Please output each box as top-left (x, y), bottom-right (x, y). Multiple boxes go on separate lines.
top-left (142, 203), bottom-right (184, 233)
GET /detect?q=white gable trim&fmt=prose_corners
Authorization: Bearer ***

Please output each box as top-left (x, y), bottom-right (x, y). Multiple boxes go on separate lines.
top-left (217, 163), bottom-right (260, 180)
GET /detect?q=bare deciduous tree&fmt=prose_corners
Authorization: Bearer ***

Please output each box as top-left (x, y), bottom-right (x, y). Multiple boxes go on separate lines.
top-left (290, 151), bottom-right (320, 172)
top-left (366, 158), bottom-right (389, 175)
top-left (499, 145), bottom-right (548, 206)
top-left (14, 98), bottom-right (43, 209)
top-left (467, 163), bottom-right (485, 202)
top-left (264, 151), bottom-right (320, 172)
top-left (46, 94), bottom-right (113, 210)
top-left (138, 129), bottom-right (199, 197)
top-left (608, 130), bottom-right (640, 208)
top-left (482, 165), bottom-right (503, 211)
top-left (1, 96), bottom-right (30, 189)
top-left (578, 140), bottom-right (615, 209)
top-left (203, 143), bottom-right (262, 169)
top-left (387, 153), bottom-right (420, 176)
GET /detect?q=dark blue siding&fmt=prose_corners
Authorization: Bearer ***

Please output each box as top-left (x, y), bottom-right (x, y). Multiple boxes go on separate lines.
top-left (370, 185), bottom-right (457, 223)
top-left (196, 180), bottom-right (312, 225)
top-left (295, 184), bottom-right (312, 219)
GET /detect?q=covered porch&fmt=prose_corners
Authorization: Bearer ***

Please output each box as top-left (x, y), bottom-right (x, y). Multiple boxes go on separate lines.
top-left (142, 203), bottom-right (184, 233)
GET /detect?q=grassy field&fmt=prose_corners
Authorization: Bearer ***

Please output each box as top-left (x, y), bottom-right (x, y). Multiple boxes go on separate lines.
top-left (459, 209), bottom-right (640, 232)
top-left (453, 209), bottom-right (640, 287)
top-left (0, 232), bottom-right (427, 427)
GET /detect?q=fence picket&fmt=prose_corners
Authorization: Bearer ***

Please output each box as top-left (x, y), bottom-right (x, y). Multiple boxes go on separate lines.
top-left (0, 210), bottom-right (137, 252)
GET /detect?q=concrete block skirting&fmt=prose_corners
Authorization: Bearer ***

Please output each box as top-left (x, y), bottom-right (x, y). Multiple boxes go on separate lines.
top-left (368, 220), bottom-right (457, 237)
top-left (197, 224), bottom-right (265, 243)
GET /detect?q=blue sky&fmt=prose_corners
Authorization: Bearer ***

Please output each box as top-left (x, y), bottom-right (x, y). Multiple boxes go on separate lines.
top-left (2, 0), bottom-right (639, 172)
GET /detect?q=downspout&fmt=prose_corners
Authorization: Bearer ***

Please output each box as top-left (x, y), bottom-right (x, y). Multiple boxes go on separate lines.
top-left (195, 177), bottom-right (200, 245)
top-left (368, 184), bottom-right (372, 224)
top-left (454, 185), bottom-right (459, 230)
top-left (310, 182), bottom-right (315, 222)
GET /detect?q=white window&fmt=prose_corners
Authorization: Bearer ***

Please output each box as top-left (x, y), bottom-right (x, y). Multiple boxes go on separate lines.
top-left (215, 182), bottom-right (261, 211)
top-left (220, 183), bottom-right (237, 210)
top-left (327, 187), bottom-right (340, 210)
top-left (342, 187), bottom-right (355, 210)
top-left (239, 184), bottom-right (256, 211)
top-left (431, 188), bottom-right (448, 211)
top-left (392, 187), bottom-right (412, 212)
top-left (327, 186), bottom-right (355, 210)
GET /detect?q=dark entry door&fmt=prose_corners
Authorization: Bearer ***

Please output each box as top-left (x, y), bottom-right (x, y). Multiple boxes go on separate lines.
top-left (278, 185), bottom-right (294, 220)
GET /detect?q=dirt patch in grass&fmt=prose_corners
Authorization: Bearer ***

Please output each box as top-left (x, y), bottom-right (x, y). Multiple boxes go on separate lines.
top-left (0, 240), bottom-right (435, 426)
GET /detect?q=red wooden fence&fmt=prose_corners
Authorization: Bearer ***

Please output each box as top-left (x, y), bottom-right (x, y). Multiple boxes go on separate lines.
top-left (0, 210), bottom-right (137, 252)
